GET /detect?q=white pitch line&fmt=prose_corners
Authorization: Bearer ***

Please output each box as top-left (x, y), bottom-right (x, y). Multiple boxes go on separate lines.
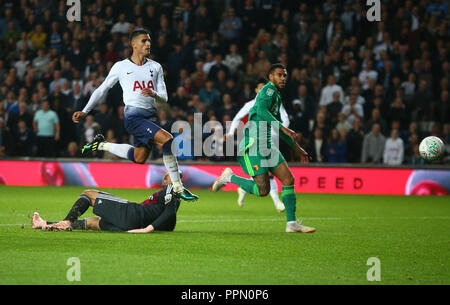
top-left (0, 224), bottom-right (24, 226)
top-left (178, 215), bottom-right (450, 223)
top-left (1, 216), bottom-right (449, 227)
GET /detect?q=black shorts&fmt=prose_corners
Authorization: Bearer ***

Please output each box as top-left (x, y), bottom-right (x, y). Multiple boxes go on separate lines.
top-left (93, 191), bottom-right (145, 232)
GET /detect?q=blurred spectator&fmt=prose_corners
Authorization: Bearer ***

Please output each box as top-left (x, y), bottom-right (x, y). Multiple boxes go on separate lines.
top-left (171, 86), bottom-right (189, 111)
top-left (387, 97), bottom-right (408, 130)
top-left (290, 84), bottom-right (315, 124)
top-left (13, 119), bottom-right (34, 156)
top-left (27, 24), bottom-right (46, 50)
top-left (109, 105), bottom-right (128, 144)
top-left (5, 91), bottom-right (19, 115)
top-left (110, 13), bottom-right (130, 34)
top-left (439, 90), bottom-right (449, 125)
top-left (61, 141), bottom-right (81, 158)
top-left (361, 123), bottom-right (386, 164)
top-left (82, 115), bottom-right (100, 146)
top-left (65, 39), bottom-right (86, 71)
top-left (324, 128), bottom-right (347, 163)
top-left (199, 80), bottom-right (221, 110)
top-left (383, 129), bottom-right (404, 165)
top-left (412, 79), bottom-right (433, 122)
top-left (7, 102), bottom-right (33, 132)
top-left (33, 100), bottom-right (60, 157)
top-left (401, 73), bottom-right (416, 105)
top-left (346, 117), bottom-right (365, 163)
top-left (32, 48), bottom-right (50, 78)
top-left (310, 128), bottom-right (325, 162)
top-left (224, 44), bottom-right (243, 75)
top-left (49, 70), bottom-right (67, 93)
top-left (319, 75), bottom-right (344, 107)
top-left (407, 144), bottom-right (426, 165)
top-left (365, 108), bottom-right (388, 136)
top-left (219, 8), bottom-right (243, 46)
top-left (14, 52), bottom-right (30, 81)
top-left (336, 112), bottom-right (352, 134)
top-left (358, 59), bottom-right (378, 91)
top-left (341, 92), bottom-right (364, 126)
top-left (326, 91), bottom-right (343, 128)
top-left (208, 54), bottom-right (230, 82)
top-left (253, 50), bottom-right (271, 77)
top-left (104, 41), bottom-right (120, 64)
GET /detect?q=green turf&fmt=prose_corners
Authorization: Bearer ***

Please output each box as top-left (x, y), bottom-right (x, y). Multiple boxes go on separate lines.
top-left (0, 185), bottom-right (449, 285)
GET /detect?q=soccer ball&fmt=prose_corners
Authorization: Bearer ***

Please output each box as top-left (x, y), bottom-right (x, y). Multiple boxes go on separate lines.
top-left (419, 136), bottom-right (444, 161)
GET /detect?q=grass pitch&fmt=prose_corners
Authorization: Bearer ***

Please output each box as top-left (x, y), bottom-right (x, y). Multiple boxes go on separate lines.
top-left (0, 185), bottom-right (449, 285)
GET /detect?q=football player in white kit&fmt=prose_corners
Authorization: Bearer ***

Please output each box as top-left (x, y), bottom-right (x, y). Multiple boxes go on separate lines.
top-left (72, 29), bottom-right (198, 201)
top-left (224, 80), bottom-right (289, 212)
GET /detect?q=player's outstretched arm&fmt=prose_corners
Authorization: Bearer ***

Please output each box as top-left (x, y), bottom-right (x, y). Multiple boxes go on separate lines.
top-left (127, 224), bottom-right (155, 233)
top-left (77, 63), bottom-right (120, 119)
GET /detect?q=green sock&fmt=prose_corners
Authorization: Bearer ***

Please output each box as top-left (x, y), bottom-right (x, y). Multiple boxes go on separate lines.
top-left (230, 175), bottom-right (260, 196)
top-left (281, 185), bottom-right (296, 222)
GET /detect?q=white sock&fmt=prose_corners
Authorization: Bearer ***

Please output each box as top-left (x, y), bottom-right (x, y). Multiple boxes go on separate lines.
top-left (163, 154), bottom-right (183, 191)
top-left (99, 142), bottom-right (133, 159)
top-left (269, 178), bottom-right (282, 205)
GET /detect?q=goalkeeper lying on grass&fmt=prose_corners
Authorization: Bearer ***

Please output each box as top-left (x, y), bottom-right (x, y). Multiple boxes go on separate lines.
top-left (32, 172), bottom-right (183, 233)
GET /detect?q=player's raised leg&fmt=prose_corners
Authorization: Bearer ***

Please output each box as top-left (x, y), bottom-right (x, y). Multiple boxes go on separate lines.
top-left (213, 167), bottom-right (270, 196)
top-left (153, 129), bottom-right (198, 201)
top-left (271, 162), bottom-right (315, 233)
top-left (82, 133), bottom-right (138, 163)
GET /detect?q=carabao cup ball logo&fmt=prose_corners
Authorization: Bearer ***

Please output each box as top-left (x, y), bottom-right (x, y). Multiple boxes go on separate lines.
top-left (419, 136), bottom-right (444, 161)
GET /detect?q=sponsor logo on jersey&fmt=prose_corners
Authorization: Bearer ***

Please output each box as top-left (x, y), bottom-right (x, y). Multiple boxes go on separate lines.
top-left (133, 80), bottom-right (155, 91)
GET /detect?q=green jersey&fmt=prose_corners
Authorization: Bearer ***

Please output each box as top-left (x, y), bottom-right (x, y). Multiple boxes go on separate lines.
top-left (247, 81), bottom-right (294, 147)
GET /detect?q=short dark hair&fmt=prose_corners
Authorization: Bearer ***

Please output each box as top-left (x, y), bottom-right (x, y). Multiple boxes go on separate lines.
top-left (268, 63), bottom-right (286, 76)
top-left (129, 29), bottom-right (150, 43)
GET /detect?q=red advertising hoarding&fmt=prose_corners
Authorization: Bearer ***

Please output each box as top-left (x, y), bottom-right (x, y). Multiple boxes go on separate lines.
top-left (0, 161), bottom-right (448, 195)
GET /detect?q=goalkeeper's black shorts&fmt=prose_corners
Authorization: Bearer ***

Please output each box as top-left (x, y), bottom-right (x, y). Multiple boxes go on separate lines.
top-left (93, 191), bottom-right (145, 232)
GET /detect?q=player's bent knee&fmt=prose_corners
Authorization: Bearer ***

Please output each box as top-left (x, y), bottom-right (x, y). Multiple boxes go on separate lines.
top-left (82, 190), bottom-right (98, 205)
top-left (155, 129), bottom-right (173, 145)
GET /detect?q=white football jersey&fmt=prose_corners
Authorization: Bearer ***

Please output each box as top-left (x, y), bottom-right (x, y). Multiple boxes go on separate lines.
top-left (227, 99), bottom-right (290, 136)
top-left (82, 58), bottom-right (167, 114)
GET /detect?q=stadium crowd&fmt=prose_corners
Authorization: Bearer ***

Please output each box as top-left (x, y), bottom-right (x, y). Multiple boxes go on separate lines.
top-left (0, 0), bottom-right (449, 164)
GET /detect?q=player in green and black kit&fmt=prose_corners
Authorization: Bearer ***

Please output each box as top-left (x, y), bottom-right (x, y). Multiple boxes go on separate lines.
top-left (213, 64), bottom-right (315, 233)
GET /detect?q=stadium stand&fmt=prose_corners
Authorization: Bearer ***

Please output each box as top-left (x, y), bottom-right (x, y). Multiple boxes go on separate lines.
top-left (0, 0), bottom-right (448, 164)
